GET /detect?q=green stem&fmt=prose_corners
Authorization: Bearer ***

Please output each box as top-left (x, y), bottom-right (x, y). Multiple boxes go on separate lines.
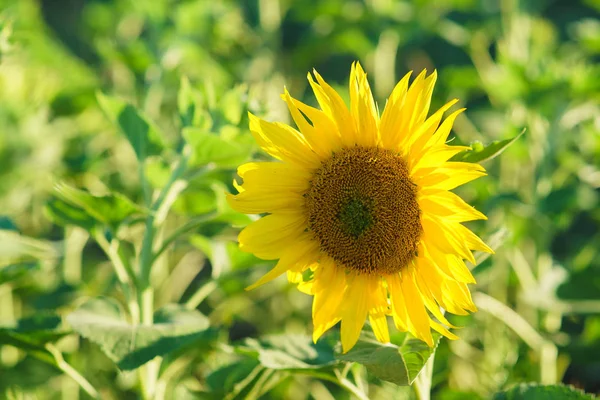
top-left (412, 352), bottom-right (435, 400)
top-left (46, 344), bottom-right (99, 399)
top-left (152, 213), bottom-right (216, 263)
top-left (474, 292), bottom-right (558, 384)
top-left (137, 153), bottom-right (190, 399)
top-left (311, 370), bottom-right (369, 400)
top-left (185, 280), bottom-right (217, 310)
top-left (94, 231), bottom-right (140, 323)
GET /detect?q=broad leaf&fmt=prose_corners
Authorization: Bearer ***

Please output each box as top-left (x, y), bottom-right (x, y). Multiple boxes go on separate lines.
top-left (97, 92), bottom-right (166, 161)
top-left (451, 129), bottom-right (525, 163)
top-left (237, 334), bottom-right (337, 370)
top-left (53, 183), bottom-right (144, 231)
top-left (493, 383), bottom-right (596, 400)
top-left (183, 128), bottom-right (253, 168)
top-left (67, 298), bottom-right (216, 370)
top-left (336, 331), bottom-right (441, 386)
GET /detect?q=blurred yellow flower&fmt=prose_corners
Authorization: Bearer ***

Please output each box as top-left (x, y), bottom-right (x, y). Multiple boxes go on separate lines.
top-left (228, 62), bottom-right (493, 353)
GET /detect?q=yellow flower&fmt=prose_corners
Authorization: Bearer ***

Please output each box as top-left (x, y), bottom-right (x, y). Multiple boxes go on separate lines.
top-left (227, 62), bottom-right (493, 353)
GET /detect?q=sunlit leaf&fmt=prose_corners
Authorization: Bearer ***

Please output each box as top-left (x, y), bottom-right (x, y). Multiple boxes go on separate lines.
top-left (0, 230), bottom-right (58, 268)
top-left (336, 331), bottom-right (440, 386)
top-left (493, 383), bottom-right (595, 400)
top-left (52, 183), bottom-right (144, 231)
top-left (451, 129), bottom-right (525, 163)
top-left (97, 92), bottom-right (166, 161)
top-left (183, 128), bottom-right (253, 168)
top-left (67, 298), bottom-right (216, 370)
top-left (237, 334), bottom-right (337, 370)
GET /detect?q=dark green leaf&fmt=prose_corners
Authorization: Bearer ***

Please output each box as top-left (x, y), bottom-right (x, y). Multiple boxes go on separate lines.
top-left (45, 198), bottom-right (98, 231)
top-left (237, 334), bottom-right (337, 370)
top-left (493, 383), bottom-right (596, 400)
top-left (0, 262), bottom-right (40, 284)
top-left (451, 129), bottom-right (525, 163)
top-left (336, 331), bottom-right (440, 385)
top-left (178, 76), bottom-right (196, 128)
top-left (53, 183), bottom-right (144, 231)
top-left (97, 92), bottom-right (165, 161)
top-left (67, 298), bottom-right (216, 370)
top-left (183, 127), bottom-right (253, 168)
top-left (0, 313), bottom-right (68, 365)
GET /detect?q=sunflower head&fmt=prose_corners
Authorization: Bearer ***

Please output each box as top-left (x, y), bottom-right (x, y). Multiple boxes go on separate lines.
top-left (228, 62), bottom-right (493, 353)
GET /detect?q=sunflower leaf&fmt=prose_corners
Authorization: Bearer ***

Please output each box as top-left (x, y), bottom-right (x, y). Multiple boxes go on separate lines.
top-left (67, 298), bottom-right (216, 370)
top-left (235, 334), bottom-right (338, 370)
top-left (51, 183), bottom-right (145, 231)
top-left (183, 127), bottom-right (254, 168)
top-left (451, 129), bottom-right (525, 163)
top-left (97, 92), bottom-right (166, 161)
top-left (493, 383), bottom-right (596, 400)
top-left (336, 331), bottom-right (441, 386)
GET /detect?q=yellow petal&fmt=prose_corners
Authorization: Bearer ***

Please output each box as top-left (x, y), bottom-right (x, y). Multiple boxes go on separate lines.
top-left (422, 215), bottom-right (475, 264)
top-left (312, 258), bottom-right (347, 342)
top-left (430, 320), bottom-right (459, 340)
top-left (340, 273), bottom-right (370, 353)
top-left (246, 235), bottom-right (319, 290)
top-left (419, 190), bottom-right (487, 222)
top-left (349, 61), bottom-right (378, 147)
top-left (308, 70), bottom-right (356, 143)
top-left (281, 89), bottom-right (342, 154)
top-left (455, 224), bottom-right (494, 254)
top-left (369, 313), bottom-right (390, 344)
top-left (387, 273), bottom-right (409, 332)
top-left (400, 267), bottom-right (434, 346)
top-left (238, 213), bottom-right (307, 259)
top-left (405, 99), bottom-right (459, 162)
top-left (380, 71), bottom-right (412, 148)
top-left (248, 112), bottom-right (320, 168)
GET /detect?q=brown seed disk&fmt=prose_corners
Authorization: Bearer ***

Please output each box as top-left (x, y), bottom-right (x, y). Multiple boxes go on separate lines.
top-left (305, 146), bottom-right (422, 275)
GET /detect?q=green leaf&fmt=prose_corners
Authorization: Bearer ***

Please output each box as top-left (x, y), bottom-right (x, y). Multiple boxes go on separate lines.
top-left (67, 298), bottom-right (216, 370)
top-left (183, 127), bottom-right (253, 168)
top-left (0, 230), bottom-right (58, 268)
top-left (0, 313), bottom-right (68, 366)
top-left (237, 334), bottom-right (337, 370)
top-left (53, 183), bottom-right (144, 231)
top-left (336, 331), bottom-right (440, 386)
top-left (97, 92), bottom-right (166, 161)
top-left (493, 383), bottom-right (596, 400)
top-left (45, 198), bottom-right (98, 231)
top-left (178, 76), bottom-right (196, 128)
top-left (451, 129), bottom-right (525, 163)
top-left (0, 262), bottom-right (40, 285)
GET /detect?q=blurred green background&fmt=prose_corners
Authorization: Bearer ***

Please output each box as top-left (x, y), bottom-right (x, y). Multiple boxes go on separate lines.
top-left (0, 0), bottom-right (599, 398)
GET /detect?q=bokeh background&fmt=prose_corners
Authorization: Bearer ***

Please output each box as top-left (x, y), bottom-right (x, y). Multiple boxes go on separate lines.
top-left (0, 0), bottom-right (599, 399)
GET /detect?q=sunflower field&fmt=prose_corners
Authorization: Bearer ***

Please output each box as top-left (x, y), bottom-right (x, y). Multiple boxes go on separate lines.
top-left (0, 0), bottom-right (599, 399)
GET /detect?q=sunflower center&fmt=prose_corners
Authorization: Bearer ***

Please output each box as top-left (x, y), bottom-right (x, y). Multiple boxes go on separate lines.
top-left (305, 146), bottom-right (422, 275)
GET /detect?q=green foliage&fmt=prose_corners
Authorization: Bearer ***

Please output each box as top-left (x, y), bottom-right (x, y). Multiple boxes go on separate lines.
top-left (0, 0), bottom-right (598, 399)
top-left (452, 129), bottom-right (526, 163)
top-left (97, 92), bottom-right (166, 161)
top-left (67, 298), bottom-right (215, 370)
top-left (337, 332), bottom-right (440, 386)
top-left (494, 384), bottom-right (597, 400)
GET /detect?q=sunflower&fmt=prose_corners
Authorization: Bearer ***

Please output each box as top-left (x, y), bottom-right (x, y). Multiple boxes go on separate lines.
top-left (227, 62), bottom-right (493, 353)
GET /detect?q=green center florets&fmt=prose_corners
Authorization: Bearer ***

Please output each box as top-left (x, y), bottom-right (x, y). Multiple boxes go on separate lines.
top-left (338, 197), bottom-right (374, 238)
